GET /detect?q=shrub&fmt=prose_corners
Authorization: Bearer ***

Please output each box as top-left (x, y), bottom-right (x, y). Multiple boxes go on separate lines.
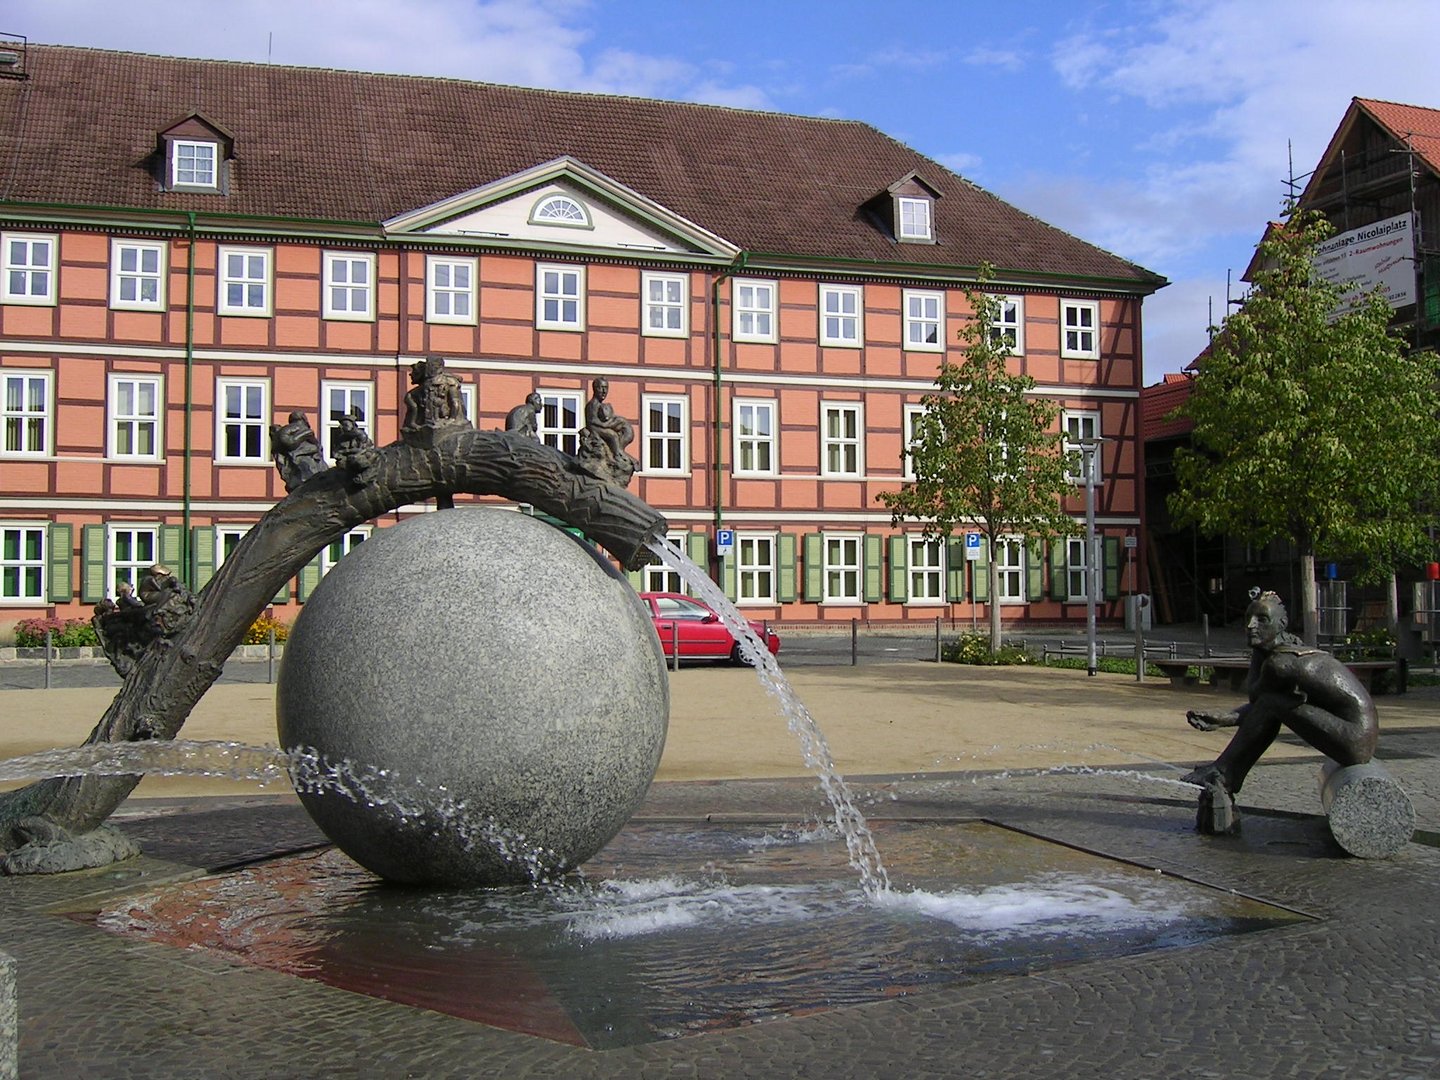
top-left (1040, 654), bottom-right (1166, 678)
top-left (942, 632), bottom-right (1033, 666)
top-left (244, 613), bottom-right (290, 645)
top-left (14, 617), bottom-right (99, 648)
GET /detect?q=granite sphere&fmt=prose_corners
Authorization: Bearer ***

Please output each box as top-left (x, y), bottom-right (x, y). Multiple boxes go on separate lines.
top-left (276, 507), bottom-right (669, 886)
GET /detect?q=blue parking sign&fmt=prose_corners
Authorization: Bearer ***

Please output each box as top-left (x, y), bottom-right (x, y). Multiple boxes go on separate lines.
top-left (716, 528), bottom-right (735, 554)
top-left (964, 532), bottom-right (982, 560)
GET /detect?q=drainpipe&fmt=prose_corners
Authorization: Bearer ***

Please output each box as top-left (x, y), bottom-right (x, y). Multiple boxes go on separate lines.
top-left (710, 253), bottom-right (747, 531)
top-left (182, 211), bottom-right (197, 584)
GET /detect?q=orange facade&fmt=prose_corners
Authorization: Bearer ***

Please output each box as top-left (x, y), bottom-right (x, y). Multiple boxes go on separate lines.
top-left (1, 227), bottom-right (1146, 632)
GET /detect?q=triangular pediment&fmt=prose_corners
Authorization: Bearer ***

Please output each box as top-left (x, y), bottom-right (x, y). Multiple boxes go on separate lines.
top-left (384, 157), bottom-right (739, 259)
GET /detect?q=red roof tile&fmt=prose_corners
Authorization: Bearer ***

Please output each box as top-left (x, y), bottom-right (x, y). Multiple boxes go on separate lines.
top-left (0, 45), bottom-right (1164, 290)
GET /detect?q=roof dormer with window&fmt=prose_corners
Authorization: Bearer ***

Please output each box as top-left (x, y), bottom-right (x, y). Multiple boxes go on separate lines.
top-left (156, 113), bottom-right (234, 194)
top-left (866, 172), bottom-right (941, 245)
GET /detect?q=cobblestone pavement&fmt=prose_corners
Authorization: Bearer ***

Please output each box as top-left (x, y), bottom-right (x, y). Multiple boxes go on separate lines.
top-left (3, 728), bottom-right (1439, 1080)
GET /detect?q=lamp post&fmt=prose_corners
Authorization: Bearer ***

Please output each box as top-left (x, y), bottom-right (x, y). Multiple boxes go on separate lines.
top-left (1077, 438), bottom-right (1104, 677)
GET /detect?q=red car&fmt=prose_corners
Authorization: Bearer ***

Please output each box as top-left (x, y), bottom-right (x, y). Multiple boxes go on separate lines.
top-left (638, 592), bottom-right (781, 665)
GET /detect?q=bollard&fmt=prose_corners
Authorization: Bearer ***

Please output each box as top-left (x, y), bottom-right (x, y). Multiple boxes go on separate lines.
top-left (1202, 614), bottom-right (1211, 659)
top-left (1134, 620), bottom-right (1145, 683)
top-left (935, 615), bottom-right (942, 664)
top-left (851, 618), bottom-right (858, 666)
top-left (267, 625), bottom-right (277, 685)
top-left (670, 622), bottom-right (680, 672)
top-left (44, 628), bottom-right (52, 690)
top-left (0, 948), bottom-right (15, 1080)
top-left (1320, 760), bottom-right (1415, 858)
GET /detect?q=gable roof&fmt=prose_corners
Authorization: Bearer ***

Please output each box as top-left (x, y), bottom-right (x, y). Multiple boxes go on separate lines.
top-left (1140, 373), bottom-right (1196, 441)
top-left (0, 44), bottom-right (1164, 292)
top-left (1300, 96), bottom-right (1440, 205)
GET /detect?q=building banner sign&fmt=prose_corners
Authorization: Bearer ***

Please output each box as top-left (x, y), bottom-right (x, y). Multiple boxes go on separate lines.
top-left (1313, 213), bottom-right (1416, 315)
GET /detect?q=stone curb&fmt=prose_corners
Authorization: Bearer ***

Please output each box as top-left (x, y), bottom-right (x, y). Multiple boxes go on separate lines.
top-left (0, 949), bottom-right (14, 1080)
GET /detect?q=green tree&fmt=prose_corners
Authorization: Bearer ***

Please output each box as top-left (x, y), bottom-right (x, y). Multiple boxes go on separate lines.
top-left (1171, 207), bottom-right (1440, 644)
top-left (879, 266), bottom-right (1076, 650)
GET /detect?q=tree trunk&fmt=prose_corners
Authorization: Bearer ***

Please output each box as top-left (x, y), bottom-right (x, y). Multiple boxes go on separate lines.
top-left (1300, 552), bottom-right (1319, 646)
top-left (1386, 573), bottom-right (1400, 633)
top-left (988, 557), bottom-right (1002, 651)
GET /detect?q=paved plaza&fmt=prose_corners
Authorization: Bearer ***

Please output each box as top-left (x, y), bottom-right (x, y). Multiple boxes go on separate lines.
top-left (1, 660), bottom-right (1438, 1078)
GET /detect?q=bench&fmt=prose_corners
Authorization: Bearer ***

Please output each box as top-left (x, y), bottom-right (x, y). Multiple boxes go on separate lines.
top-left (1152, 656), bottom-right (1400, 692)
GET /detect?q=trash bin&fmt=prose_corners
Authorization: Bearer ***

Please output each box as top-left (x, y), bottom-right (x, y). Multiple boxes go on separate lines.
top-left (1125, 593), bottom-right (1152, 632)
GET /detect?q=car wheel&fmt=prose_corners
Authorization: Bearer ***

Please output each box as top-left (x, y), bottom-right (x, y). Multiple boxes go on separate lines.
top-left (730, 642), bottom-right (759, 667)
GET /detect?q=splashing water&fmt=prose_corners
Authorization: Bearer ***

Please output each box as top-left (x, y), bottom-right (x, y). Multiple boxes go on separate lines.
top-left (646, 534), bottom-right (891, 896)
top-left (0, 740), bottom-right (568, 884)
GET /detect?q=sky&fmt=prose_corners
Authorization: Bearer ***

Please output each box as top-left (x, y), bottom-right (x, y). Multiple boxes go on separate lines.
top-left (7, 0), bottom-right (1440, 380)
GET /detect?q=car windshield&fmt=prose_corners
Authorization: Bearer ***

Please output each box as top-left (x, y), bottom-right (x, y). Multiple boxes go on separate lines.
top-left (653, 596), bottom-right (712, 620)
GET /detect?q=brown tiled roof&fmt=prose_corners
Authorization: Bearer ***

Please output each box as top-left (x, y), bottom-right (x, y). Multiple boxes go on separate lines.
top-left (1351, 98), bottom-right (1440, 178)
top-left (0, 44), bottom-right (1164, 290)
top-left (1141, 372), bottom-right (1195, 441)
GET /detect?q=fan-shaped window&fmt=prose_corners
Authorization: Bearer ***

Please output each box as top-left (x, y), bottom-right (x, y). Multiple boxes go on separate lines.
top-left (530, 195), bottom-right (592, 228)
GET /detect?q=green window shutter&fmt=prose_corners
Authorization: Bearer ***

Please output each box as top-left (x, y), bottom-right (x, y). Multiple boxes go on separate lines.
top-left (160, 525), bottom-right (185, 581)
top-left (1050, 539), bottom-right (1067, 601)
top-left (777, 532), bottom-right (798, 603)
top-left (47, 523), bottom-right (73, 603)
top-left (803, 533), bottom-right (824, 601)
top-left (863, 534), bottom-right (884, 603)
top-left (297, 555), bottom-right (323, 603)
top-left (626, 564), bottom-right (643, 590)
top-left (272, 578), bottom-right (291, 605)
top-left (945, 537), bottom-right (965, 601)
top-left (1104, 536), bottom-right (1121, 600)
top-left (191, 527), bottom-right (217, 592)
top-left (888, 536), bottom-right (908, 602)
top-left (1026, 540), bottom-right (1045, 602)
top-left (80, 524), bottom-right (106, 603)
top-left (720, 548), bottom-right (737, 601)
top-left (972, 536), bottom-right (991, 602)
top-left (686, 531), bottom-right (709, 572)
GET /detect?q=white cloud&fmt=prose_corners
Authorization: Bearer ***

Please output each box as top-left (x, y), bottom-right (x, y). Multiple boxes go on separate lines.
top-left (963, 47), bottom-right (1025, 73)
top-left (935, 152), bottom-right (983, 175)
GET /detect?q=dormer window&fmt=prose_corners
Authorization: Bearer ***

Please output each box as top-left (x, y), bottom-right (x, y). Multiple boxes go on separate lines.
top-left (172, 140), bottom-right (218, 189)
top-left (156, 113), bottom-right (233, 195)
top-left (897, 196), bottom-right (932, 241)
top-left (530, 194), bottom-right (591, 228)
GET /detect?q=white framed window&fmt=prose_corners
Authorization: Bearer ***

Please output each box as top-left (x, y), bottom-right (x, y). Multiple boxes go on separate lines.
top-left (643, 394), bottom-right (688, 475)
top-left (216, 525), bottom-right (249, 567)
top-left (821, 402), bottom-right (863, 477)
top-left (530, 195), bottom-right (591, 227)
top-left (733, 279), bottom-right (777, 343)
top-left (644, 532), bottom-right (686, 593)
top-left (171, 140), bottom-right (218, 189)
top-left (216, 379), bottom-right (269, 464)
top-left (320, 381), bottom-right (372, 461)
top-left (109, 525), bottom-right (158, 597)
top-left (903, 289), bottom-right (943, 351)
top-left (217, 247), bottom-right (272, 316)
top-left (538, 390), bottom-right (582, 455)
top-left (1061, 300), bottom-right (1100, 359)
top-left (1066, 537), bottom-right (1091, 602)
top-left (323, 252), bottom-right (375, 321)
top-left (908, 537), bottom-right (945, 604)
top-left (819, 284), bottom-right (863, 347)
top-left (536, 264), bottom-right (584, 330)
top-left (733, 399), bottom-right (777, 476)
top-left (823, 534), bottom-right (862, 603)
top-left (642, 272), bottom-right (688, 337)
top-left (459, 383), bottom-right (477, 427)
top-left (897, 196), bottom-right (933, 241)
top-left (903, 403), bottom-right (926, 481)
top-left (321, 527), bottom-right (371, 577)
top-left (1, 524), bottom-right (45, 603)
top-left (990, 296), bottom-right (1024, 354)
top-left (737, 533), bottom-right (776, 604)
top-left (1, 233), bottom-right (57, 305)
top-left (1063, 410), bottom-right (1102, 484)
top-left (110, 239), bottom-right (166, 311)
top-left (996, 536), bottom-right (1025, 603)
top-left (3, 371), bottom-right (52, 457)
top-left (109, 374), bottom-right (163, 461)
top-left (426, 256), bottom-right (476, 324)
